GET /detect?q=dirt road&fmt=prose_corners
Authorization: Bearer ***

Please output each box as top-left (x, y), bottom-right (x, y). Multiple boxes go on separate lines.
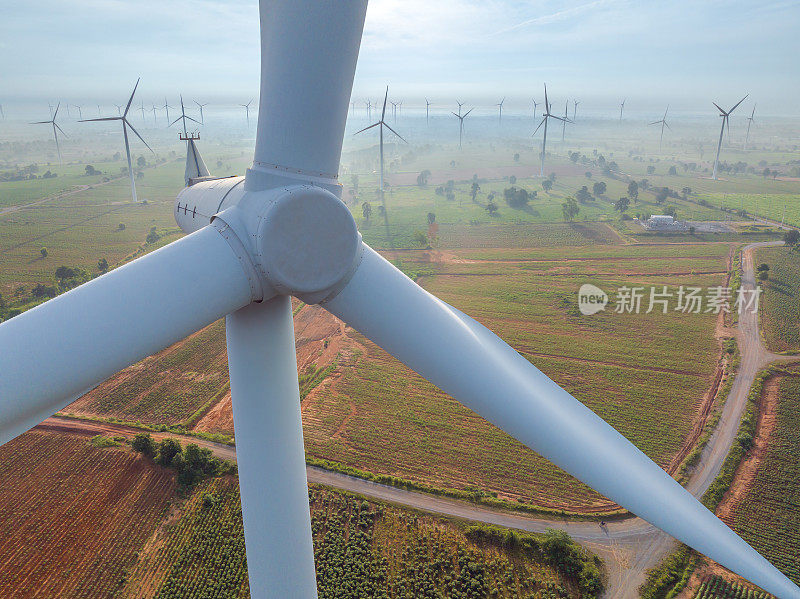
top-left (37, 240), bottom-right (790, 598)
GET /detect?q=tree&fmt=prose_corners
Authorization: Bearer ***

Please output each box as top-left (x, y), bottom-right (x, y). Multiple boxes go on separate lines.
top-left (98, 258), bottom-right (109, 272)
top-left (562, 197), bottom-right (579, 222)
top-left (85, 165), bottom-right (99, 176)
top-left (627, 180), bottom-right (639, 202)
top-left (486, 200), bottom-right (498, 216)
top-left (784, 229), bottom-right (799, 247)
top-left (40, 247), bottom-right (48, 259)
top-left (137, 156), bottom-right (146, 168)
top-left (668, 165), bottom-right (678, 175)
top-left (592, 181), bottom-right (606, 197)
top-left (513, 153), bottom-right (520, 162)
top-left (647, 165), bottom-right (655, 174)
top-left (412, 230), bottom-right (428, 248)
top-left (655, 187), bottom-right (669, 204)
top-left (542, 179), bottom-right (553, 193)
top-left (55, 266), bottom-right (77, 280)
top-left (585, 171), bottom-right (592, 179)
top-left (756, 263), bottom-right (770, 272)
top-left (157, 438), bottom-right (182, 467)
top-left (509, 175), bottom-right (517, 185)
top-left (361, 201), bottom-right (372, 221)
top-left (427, 212), bottom-right (436, 225)
top-left (758, 270), bottom-right (769, 281)
top-left (503, 187), bottom-right (529, 208)
top-left (350, 174), bottom-right (359, 192)
top-left (664, 205), bottom-right (678, 218)
top-left (146, 227), bottom-right (160, 244)
top-left (470, 181), bottom-right (480, 203)
top-left (575, 186), bottom-right (592, 204)
top-left (614, 197), bottom-right (630, 212)
top-left (117, 223), bottom-right (126, 231)
top-left (416, 170), bottom-right (431, 186)
top-left (31, 284), bottom-right (57, 298)
top-left (132, 433), bottom-right (157, 458)
top-left (681, 186), bottom-right (692, 199)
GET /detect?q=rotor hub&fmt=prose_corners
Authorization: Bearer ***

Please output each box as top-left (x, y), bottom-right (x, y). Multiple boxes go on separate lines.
top-left (256, 186), bottom-right (361, 302)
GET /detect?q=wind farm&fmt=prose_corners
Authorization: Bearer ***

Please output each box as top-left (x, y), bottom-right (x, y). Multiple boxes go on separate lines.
top-left (1, 2), bottom-right (800, 599)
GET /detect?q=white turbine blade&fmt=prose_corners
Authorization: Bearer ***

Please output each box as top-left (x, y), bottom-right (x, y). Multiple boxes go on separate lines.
top-left (353, 121), bottom-right (380, 136)
top-left (664, 121), bottom-right (672, 130)
top-left (80, 117), bottom-right (121, 122)
top-left (31, 120), bottom-right (52, 125)
top-left (169, 115), bottom-right (183, 127)
top-left (381, 86), bottom-right (389, 121)
top-left (451, 111), bottom-right (460, 118)
top-left (227, 297), bottom-right (317, 599)
top-left (649, 120), bottom-right (661, 125)
top-left (185, 115), bottom-right (201, 124)
top-left (124, 77), bottom-right (140, 117)
top-left (383, 122), bottom-right (407, 143)
top-left (712, 101), bottom-right (726, 115)
top-left (462, 108), bottom-right (473, 118)
top-left (54, 122), bottom-right (68, 138)
top-left (125, 120), bottom-right (155, 154)
top-left (252, 1), bottom-right (366, 180)
top-left (0, 227), bottom-right (254, 445)
top-left (543, 83), bottom-right (549, 109)
top-left (532, 117), bottom-right (546, 136)
top-left (550, 114), bottom-right (570, 123)
top-left (53, 103), bottom-right (60, 119)
top-left (729, 94), bottom-right (748, 114)
top-left (322, 245), bottom-right (800, 599)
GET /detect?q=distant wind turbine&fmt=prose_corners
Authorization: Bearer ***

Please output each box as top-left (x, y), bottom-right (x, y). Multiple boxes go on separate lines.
top-left (389, 100), bottom-right (398, 123)
top-left (619, 99), bottom-right (625, 121)
top-left (452, 105), bottom-right (473, 150)
top-left (194, 101), bottom-right (209, 125)
top-left (711, 95), bottom-right (748, 180)
top-left (49, 103), bottom-right (54, 118)
top-left (744, 105), bottom-right (756, 151)
top-left (163, 98), bottom-right (173, 124)
top-left (241, 99), bottom-right (253, 126)
top-left (80, 78), bottom-right (155, 202)
top-left (65, 104), bottom-right (71, 118)
top-left (74, 105), bottom-right (83, 120)
top-left (649, 106), bottom-right (671, 150)
top-left (425, 98), bottom-right (432, 124)
top-left (562, 100), bottom-right (568, 142)
top-left (115, 104), bottom-right (123, 116)
top-left (31, 102), bottom-right (67, 164)
top-left (533, 84), bottom-right (570, 177)
top-left (350, 101), bottom-right (356, 116)
top-left (354, 86), bottom-right (407, 193)
top-left (365, 99), bottom-right (372, 120)
top-left (151, 104), bottom-right (159, 126)
top-left (0, 104), bottom-right (4, 119)
top-left (170, 96), bottom-right (201, 138)
top-left (573, 99), bottom-right (580, 121)
top-left (496, 97), bottom-right (505, 124)
top-left (532, 99), bottom-right (539, 121)
top-left (97, 104), bottom-right (101, 116)
top-left (140, 101), bottom-right (146, 122)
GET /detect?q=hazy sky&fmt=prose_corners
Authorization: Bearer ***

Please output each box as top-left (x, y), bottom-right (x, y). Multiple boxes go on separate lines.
top-left (3, 0), bottom-right (799, 114)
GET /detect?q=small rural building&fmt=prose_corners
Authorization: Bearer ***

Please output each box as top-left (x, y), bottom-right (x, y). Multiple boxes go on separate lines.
top-left (645, 215), bottom-right (688, 231)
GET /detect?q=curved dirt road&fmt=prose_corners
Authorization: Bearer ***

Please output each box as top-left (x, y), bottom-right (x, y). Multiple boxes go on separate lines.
top-left (38, 241), bottom-right (790, 597)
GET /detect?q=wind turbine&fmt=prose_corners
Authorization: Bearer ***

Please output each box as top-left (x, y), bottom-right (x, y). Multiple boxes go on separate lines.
top-left (354, 86), bottom-right (406, 194)
top-left (619, 98), bottom-right (625, 121)
top-left (31, 102), bottom-right (67, 164)
top-left (711, 95), bottom-right (748, 180)
top-left (97, 104), bottom-right (101, 116)
top-left (533, 84), bottom-right (570, 177)
top-left (496, 97), bottom-right (505, 124)
top-left (562, 100), bottom-right (568, 142)
top-left (163, 98), bottom-right (173, 124)
top-left (389, 100), bottom-right (398, 122)
top-left (744, 104), bottom-right (756, 151)
top-left (452, 105), bottom-right (473, 150)
top-left (2, 5), bottom-right (799, 599)
top-left (80, 78), bottom-right (154, 202)
top-left (573, 99), bottom-right (580, 121)
top-left (194, 100), bottom-right (209, 125)
top-left (151, 104), bottom-right (159, 126)
top-left (425, 98), bottom-right (432, 124)
top-left (242, 100), bottom-right (254, 126)
top-left (649, 105), bottom-right (671, 150)
top-left (532, 98), bottom-right (539, 121)
top-left (365, 99), bottom-right (372, 120)
top-left (48, 102), bottom-right (54, 118)
top-left (115, 104), bottom-right (123, 116)
top-left (170, 95), bottom-right (201, 138)
top-left (0, 103), bottom-right (4, 119)
top-left (74, 105), bottom-right (83, 120)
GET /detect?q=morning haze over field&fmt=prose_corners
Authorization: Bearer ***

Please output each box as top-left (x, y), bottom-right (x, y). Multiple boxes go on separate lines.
top-left (1, 1), bottom-right (800, 598)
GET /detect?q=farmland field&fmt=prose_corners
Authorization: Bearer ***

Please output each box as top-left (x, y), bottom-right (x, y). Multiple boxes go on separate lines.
top-left (754, 246), bottom-right (800, 352)
top-left (0, 430), bottom-right (175, 598)
top-left (121, 478), bottom-right (599, 598)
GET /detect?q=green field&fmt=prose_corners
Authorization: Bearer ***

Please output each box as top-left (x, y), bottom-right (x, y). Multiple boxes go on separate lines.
top-left (123, 478), bottom-right (600, 599)
top-left (754, 246), bottom-right (800, 352)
